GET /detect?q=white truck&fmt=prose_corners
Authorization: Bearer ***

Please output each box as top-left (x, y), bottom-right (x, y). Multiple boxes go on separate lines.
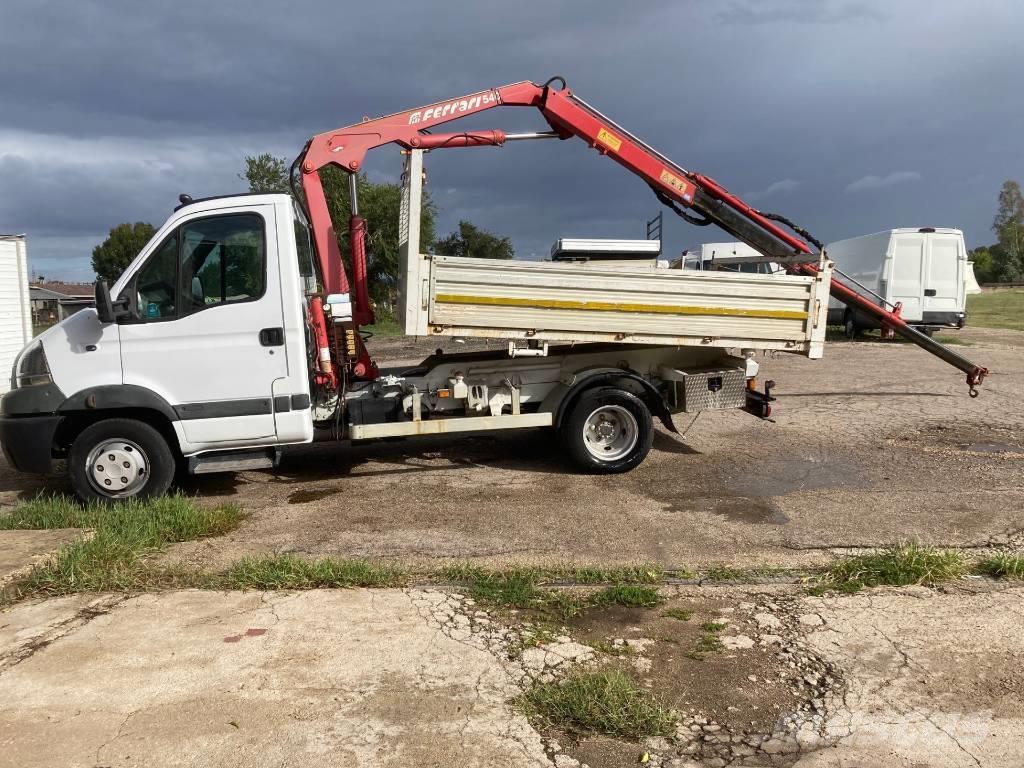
top-left (0, 235), bottom-right (33, 396)
top-left (681, 242), bottom-right (783, 276)
top-left (0, 78), bottom-right (988, 502)
top-left (824, 228), bottom-right (969, 336)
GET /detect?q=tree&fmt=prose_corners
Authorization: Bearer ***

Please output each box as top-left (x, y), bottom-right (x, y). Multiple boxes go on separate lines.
top-left (241, 154), bottom-right (437, 308)
top-left (993, 180), bottom-right (1024, 281)
top-left (92, 222), bottom-right (157, 282)
top-left (434, 220), bottom-right (514, 260)
top-left (240, 153), bottom-right (289, 194)
top-left (968, 246), bottom-right (997, 284)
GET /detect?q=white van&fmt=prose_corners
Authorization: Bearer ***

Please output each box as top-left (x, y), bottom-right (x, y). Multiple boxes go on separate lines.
top-left (825, 228), bottom-right (968, 335)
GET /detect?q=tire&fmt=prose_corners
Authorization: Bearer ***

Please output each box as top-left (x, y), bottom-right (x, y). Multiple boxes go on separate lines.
top-left (69, 418), bottom-right (176, 503)
top-left (561, 387), bottom-right (653, 474)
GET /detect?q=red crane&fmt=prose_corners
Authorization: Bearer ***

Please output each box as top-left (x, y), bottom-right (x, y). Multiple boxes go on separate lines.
top-left (295, 77), bottom-right (988, 395)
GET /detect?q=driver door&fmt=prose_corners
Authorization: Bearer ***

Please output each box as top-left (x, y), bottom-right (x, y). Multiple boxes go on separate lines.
top-left (118, 205), bottom-right (288, 445)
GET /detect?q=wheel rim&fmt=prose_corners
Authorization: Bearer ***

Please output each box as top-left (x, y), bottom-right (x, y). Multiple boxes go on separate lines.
top-left (582, 405), bottom-right (638, 462)
top-left (85, 439), bottom-right (149, 498)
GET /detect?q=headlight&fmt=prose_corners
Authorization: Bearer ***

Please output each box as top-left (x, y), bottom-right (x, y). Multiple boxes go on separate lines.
top-left (12, 342), bottom-right (52, 389)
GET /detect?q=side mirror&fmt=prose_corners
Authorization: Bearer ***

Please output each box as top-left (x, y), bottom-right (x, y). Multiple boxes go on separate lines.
top-left (94, 280), bottom-right (132, 324)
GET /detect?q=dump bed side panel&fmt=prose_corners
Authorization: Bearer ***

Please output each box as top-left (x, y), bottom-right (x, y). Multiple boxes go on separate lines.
top-left (426, 256), bottom-right (829, 355)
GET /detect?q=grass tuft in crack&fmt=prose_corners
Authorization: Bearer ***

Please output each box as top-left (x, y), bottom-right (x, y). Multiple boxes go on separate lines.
top-left (703, 565), bottom-right (745, 582)
top-left (567, 565), bottom-right (667, 584)
top-left (224, 554), bottom-right (407, 589)
top-left (0, 494), bottom-right (240, 597)
top-left (440, 564), bottom-right (547, 607)
top-left (974, 553), bottom-right (1024, 580)
top-left (518, 669), bottom-right (674, 739)
top-left (591, 585), bottom-right (662, 608)
top-left (662, 607), bottom-right (693, 621)
top-left (811, 542), bottom-right (966, 594)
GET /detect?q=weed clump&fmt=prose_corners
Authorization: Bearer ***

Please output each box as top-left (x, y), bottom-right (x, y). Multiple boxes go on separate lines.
top-left (519, 669), bottom-right (674, 739)
top-left (812, 543), bottom-right (965, 594)
top-left (974, 553), bottom-right (1024, 580)
top-left (224, 554), bottom-right (407, 589)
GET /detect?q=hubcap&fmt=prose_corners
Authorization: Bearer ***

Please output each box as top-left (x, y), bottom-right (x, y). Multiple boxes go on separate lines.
top-left (582, 405), bottom-right (638, 462)
top-left (85, 439), bottom-right (149, 497)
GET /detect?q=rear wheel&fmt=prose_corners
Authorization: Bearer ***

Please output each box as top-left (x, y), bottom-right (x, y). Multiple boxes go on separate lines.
top-left (562, 387), bottom-right (653, 474)
top-left (69, 418), bottom-right (175, 502)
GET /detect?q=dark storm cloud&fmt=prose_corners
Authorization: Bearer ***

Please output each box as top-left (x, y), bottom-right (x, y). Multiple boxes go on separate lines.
top-left (0, 0), bottom-right (1021, 279)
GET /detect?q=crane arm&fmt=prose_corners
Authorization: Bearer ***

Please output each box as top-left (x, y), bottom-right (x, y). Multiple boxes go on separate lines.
top-left (296, 77), bottom-right (987, 393)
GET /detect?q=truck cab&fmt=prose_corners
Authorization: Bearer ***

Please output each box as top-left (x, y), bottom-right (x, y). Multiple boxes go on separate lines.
top-left (1, 194), bottom-right (317, 497)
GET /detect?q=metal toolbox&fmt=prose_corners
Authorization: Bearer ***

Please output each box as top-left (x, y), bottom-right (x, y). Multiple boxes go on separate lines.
top-left (660, 366), bottom-right (746, 413)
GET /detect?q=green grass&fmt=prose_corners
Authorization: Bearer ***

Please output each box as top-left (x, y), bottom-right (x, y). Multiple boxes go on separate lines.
top-left (967, 289), bottom-right (1024, 332)
top-left (661, 607), bottom-right (693, 621)
top-left (564, 565), bottom-right (666, 584)
top-left (703, 565), bottom-right (745, 582)
top-left (974, 553), bottom-right (1024, 580)
top-left (590, 585), bottom-right (662, 608)
top-left (439, 565), bottom-right (664, 618)
top-left (701, 621), bottom-right (727, 633)
top-left (224, 554), bottom-right (407, 589)
top-left (687, 632), bottom-right (725, 660)
top-left (0, 494), bottom-right (241, 597)
top-left (361, 314), bottom-right (403, 337)
top-left (440, 564), bottom-right (547, 607)
top-left (586, 640), bottom-right (635, 657)
top-left (811, 542), bottom-right (966, 594)
top-left (518, 669), bottom-right (675, 739)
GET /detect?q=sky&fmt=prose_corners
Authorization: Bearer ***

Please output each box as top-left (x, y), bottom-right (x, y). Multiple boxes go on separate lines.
top-left (1, 0), bottom-right (1021, 280)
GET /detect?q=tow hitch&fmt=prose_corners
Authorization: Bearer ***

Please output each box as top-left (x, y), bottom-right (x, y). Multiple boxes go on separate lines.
top-left (745, 379), bottom-right (776, 419)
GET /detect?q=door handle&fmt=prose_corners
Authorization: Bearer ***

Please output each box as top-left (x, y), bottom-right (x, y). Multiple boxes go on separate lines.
top-left (259, 327), bottom-right (284, 347)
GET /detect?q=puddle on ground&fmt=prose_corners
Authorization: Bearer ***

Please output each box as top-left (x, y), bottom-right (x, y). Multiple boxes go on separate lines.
top-left (288, 487), bottom-right (344, 504)
top-left (713, 498), bottom-right (790, 525)
top-left (641, 455), bottom-right (854, 525)
top-left (724, 457), bottom-right (863, 498)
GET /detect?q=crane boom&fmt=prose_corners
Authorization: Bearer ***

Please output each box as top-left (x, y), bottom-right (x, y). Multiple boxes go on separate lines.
top-left (295, 77), bottom-right (988, 393)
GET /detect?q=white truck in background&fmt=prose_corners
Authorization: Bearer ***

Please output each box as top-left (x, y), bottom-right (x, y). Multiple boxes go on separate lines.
top-left (824, 228), bottom-right (968, 337)
top-left (680, 242), bottom-right (782, 276)
top-left (0, 235), bottom-right (33, 395)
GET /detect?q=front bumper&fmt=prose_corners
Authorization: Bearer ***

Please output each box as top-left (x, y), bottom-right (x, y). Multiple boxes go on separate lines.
top-left (0, 413), bottom-right (60, 474)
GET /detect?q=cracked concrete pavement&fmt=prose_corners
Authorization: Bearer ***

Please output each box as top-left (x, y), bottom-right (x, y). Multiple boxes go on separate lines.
top-left (2, 585), bottom-right (1023, 767)
top-left (793, 585), bottom-right (1024, 768)
top-left (0, 589), bottom-right (551, 768)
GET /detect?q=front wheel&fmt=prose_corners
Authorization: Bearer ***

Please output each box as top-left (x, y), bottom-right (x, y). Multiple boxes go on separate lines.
top-left (69, 418), bottom-right (176, 502)
top-left (561, 387), bottom-right (653, 474)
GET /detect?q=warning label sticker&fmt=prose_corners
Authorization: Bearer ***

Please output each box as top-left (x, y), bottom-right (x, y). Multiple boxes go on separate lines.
top-left (596, 127), bottom-right (622, 152)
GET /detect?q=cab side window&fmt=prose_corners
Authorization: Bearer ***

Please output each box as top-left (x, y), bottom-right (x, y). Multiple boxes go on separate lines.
top-left (180, 214), bottom-right (266, 315)
top-left (122, 212), bottom-right (266, 322)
